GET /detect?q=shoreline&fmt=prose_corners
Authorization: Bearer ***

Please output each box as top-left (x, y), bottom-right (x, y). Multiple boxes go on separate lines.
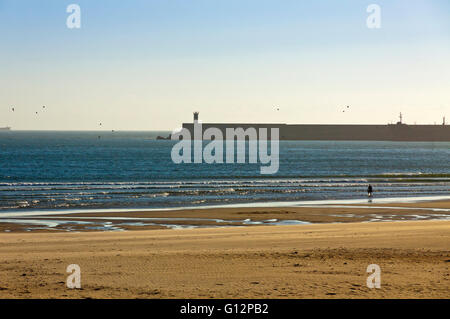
top-left (2, 194), bottom-right (449, 217)
top-left (0, 198), bottom-right (449, 233)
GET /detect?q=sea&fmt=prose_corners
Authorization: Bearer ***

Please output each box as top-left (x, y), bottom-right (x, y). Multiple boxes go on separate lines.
top-left (0, 131), bottom-right (449, 213)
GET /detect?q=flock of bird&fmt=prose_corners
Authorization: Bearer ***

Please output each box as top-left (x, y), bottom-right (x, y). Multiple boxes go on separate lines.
top-left (11, 105), bottom-right (46, 115)
top-left (10, 106), bottom-right (108, 136)
top-left (10, 106), bottom-right (106, 128)
top-left (274, 106), bottom-right (351, 113)
top-left (8, 105), bottom-right (351, 133)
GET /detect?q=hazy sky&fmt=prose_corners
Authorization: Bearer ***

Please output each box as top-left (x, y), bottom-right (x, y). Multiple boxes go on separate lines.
top-left (1, 0), bottom-right (449, 130)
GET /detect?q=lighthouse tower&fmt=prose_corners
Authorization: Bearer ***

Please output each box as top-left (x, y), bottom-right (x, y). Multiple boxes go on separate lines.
top-left (396, 112), bottom-right (404, 125)
top-left (193, 112), bottom-right (199, 123)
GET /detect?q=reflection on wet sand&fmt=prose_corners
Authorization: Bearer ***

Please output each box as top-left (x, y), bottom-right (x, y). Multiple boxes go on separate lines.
top-left (1, 199), bottom-right (449, 233)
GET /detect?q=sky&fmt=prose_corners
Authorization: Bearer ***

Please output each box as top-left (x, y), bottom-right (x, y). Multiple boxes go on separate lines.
top-left (0, 0), bottom-right (449, 130)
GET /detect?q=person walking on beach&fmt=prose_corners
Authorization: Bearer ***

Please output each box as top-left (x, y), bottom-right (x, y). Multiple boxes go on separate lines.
top-left (367, 184), bottom-right (373, 197)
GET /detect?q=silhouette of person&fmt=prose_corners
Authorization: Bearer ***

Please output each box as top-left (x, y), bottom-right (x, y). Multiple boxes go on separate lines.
top-left (367, 184), bottom-right (373, 197)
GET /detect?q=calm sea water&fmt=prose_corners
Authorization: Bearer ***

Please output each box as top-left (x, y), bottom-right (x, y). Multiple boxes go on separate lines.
top-left (0, 131), bottom-right (449, 212)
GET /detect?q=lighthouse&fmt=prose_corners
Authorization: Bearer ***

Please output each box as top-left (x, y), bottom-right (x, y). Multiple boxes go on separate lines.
top-left (193, 112), bottom-right (199, 122)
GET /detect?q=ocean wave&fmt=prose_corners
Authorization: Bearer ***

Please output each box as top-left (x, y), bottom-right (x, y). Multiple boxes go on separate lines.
top-left (1, 175), bottom-right (449, 191)
top-left (0, 178), bottom-right (448, 211)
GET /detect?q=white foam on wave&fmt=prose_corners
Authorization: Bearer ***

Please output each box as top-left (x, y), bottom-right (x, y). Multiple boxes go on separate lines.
top-left (1, 194), bottom-right (449, 218)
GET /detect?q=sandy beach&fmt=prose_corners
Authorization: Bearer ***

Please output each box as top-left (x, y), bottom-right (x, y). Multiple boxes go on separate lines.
top-left (0, 200), bottom-right (449, 298)
top-left (3, 0), bottom-right (450, 303)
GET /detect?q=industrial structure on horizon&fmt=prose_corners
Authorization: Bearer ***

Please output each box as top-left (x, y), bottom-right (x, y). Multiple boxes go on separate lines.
top-left (182, 112), bottom-right (450, 141)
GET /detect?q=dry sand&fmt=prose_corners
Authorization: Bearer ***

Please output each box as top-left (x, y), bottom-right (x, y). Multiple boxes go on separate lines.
top-left (0, 219), bottom-right (448, 299)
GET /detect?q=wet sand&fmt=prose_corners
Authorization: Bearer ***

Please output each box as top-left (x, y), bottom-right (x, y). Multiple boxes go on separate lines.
top-left (1, 200), bottom-right (449, 232)
top-left (0, 219), bottom-right (448, 299)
